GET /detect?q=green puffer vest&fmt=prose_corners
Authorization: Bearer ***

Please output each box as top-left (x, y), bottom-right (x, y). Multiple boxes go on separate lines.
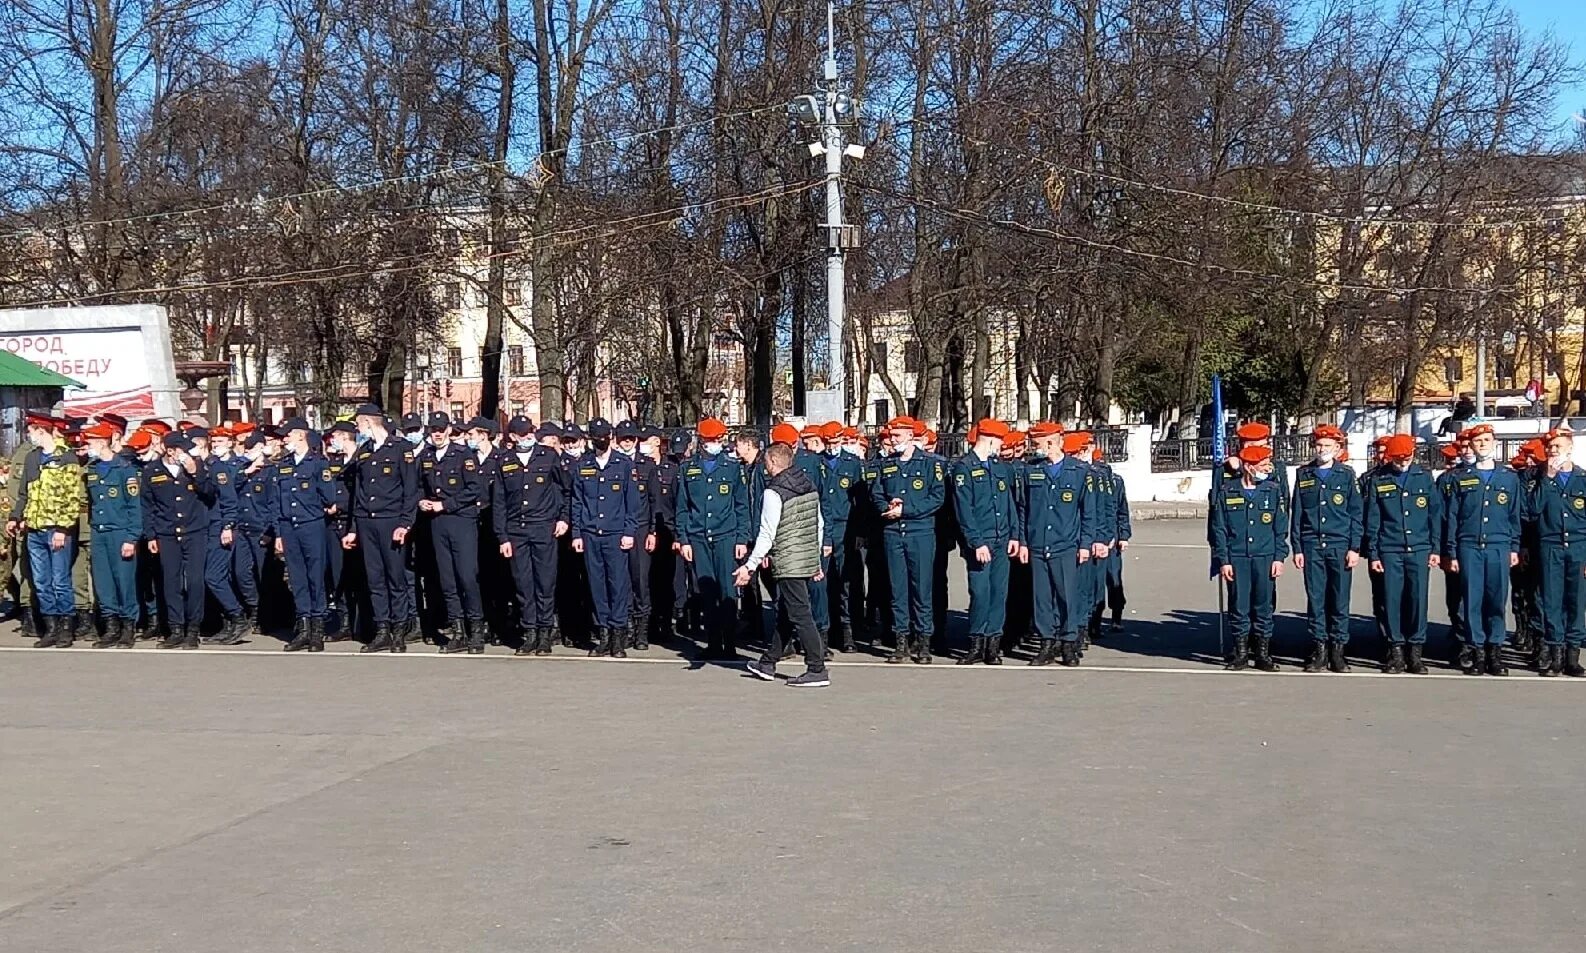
top-left (767, 467), bottom-right (821, 579)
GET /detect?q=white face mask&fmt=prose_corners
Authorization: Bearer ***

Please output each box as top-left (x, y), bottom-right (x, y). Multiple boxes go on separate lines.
top-left (1315, 449), bottom-right (1335, 465)
top-left (843, 443), bottom-right (861, 456)
top-left (1251, 469), bottom-right (1271, 483)
top-left (702, 441), bottom-right (723, 456)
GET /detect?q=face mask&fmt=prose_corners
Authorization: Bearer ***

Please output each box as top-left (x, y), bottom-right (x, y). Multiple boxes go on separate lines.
top-left (403, 432), bottom-right (422, 446)
top-left (702, 441), bottom-right (723, 456)
top-left (357, 432), bottom-right (373, 447)
top-left (592, 437), bottom-right (611, 453)
top-left (1316, 450), bottom-right (1335, 465)
top-left (1251, 470), bottom-right (1271, 483)
top-left (465, 438), bottom-right (480, 450)
top-left (1392, 461), bottom-right (1410, 473)
top-left (843, 444), bottom-right (860, 456)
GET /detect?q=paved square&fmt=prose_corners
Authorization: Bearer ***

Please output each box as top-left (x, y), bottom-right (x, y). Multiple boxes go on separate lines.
top-left (2, 520), bottom-right (1580, 952)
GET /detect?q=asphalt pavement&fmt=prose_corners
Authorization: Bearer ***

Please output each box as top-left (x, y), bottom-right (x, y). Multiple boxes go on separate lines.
top-left (2, 519), bottom-right (1581, 953)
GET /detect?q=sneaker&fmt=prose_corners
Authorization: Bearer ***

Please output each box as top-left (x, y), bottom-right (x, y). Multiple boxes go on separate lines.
top-left (786, 671), bottom-right (830, 688)
top-left (745, 660), bottom-right (777, 681)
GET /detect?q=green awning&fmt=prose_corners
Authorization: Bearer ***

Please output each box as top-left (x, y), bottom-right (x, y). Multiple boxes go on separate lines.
top-left (0, 349), bottom-right (84, 388)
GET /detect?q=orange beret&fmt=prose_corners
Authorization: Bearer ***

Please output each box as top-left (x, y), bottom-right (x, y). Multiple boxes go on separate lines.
top-left (965, 426), bottom-right (978, 443)
top-left (1373, 436), bottom-right (1389, 450)
top-left (696, 417), bottom-right (727, 440)
top-left (818, 421), bottom-right (843, 441)
top-left (124, 429), bottom-right (154, 451)
top-left (1466, 424), bottom-right (1494, 439)
top-left (1545, 427), bottom-right (1574, 445)
top-left (1028, 421), bottom-right (1063, 439)
top-left (977, 418), bottom-right (1009, 440)
top-left (231, 421), bottom-right (257, 435)
top-left (1383, 434), bottom-right (1416, 460)
top-left (770, 422), bottom-right (800, 446)
top-left (1238, 445), bottom-right (1272, 464)
top-left (1092, 448), bottom-right (1105, 463)
top-left (924, 429), bottom-right (937, 444)
top-left (799, 424), bottom-right (820, 439)
top-left (1002, 430), bottom-right (1026, 448)
top-left (841, 426), bottom-right (859, 440)
top-left (1523, 438), bottom-right (1546, 459)
top-left (1061, 431), bottom-right (1092, 454)
top-left (209, 425), bottom-right (233, 439)
top-left (81, 422), bottom-right (117, 440)
top-left (1236, 422), bottom-right (1271, 441)
top-left (1311, 425), bottom-right (1344, 443)
top-left (1440, 443), bottom-right (1460, 461)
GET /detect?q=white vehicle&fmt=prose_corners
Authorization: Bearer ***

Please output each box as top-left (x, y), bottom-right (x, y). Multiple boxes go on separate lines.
top-left (0, 304), bottom-right (181, 419)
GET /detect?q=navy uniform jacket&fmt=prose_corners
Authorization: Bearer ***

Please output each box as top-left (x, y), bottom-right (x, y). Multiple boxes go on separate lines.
top-left (950, 452), bottom-right (1017, 551)
top-left (674, 453), bottom-right (749, 548)
top-left (235, 461), bottom-right (275, 531)
top-left (269, 452), bottom-right (339, 531)
top-left (1362, 464), bottom-right (1442, 556)
top-left (631, 456), bottom-right (661, 537)
top-left (140, 460), bottom-right (214, 538)
top-left (571, 451), bottom-right (640, 539)
top-left (653, 458), bottom-right (680, 535)
top-left (492, 445), bottom-right (571, 537)
top-left (1443, 464), bottom-right (1523, 555)
top-left (1289, 462), bottom-right (1363, 551)
top-left (1088, 461), bottom-right (1122, 544)
top-left (207, 454), bottom-right (243, 532)
top-left (1210, 478), bottom-right (1291, 563)
top-left (86, 458), bottom-right (142, 535)
top-left (418, 444), bottom-right (486, 519)
top-left (1111, 471), bottom-right (1133, 543)
top-left (1526, 466), bottom-right (1586, 547)
top-left (349, 436), bottom-right (419, 528)
top-left (869, 451), bottom-right (945, 530)
top-left (324, 451), bottom-right (352, 522)
top-left (1020, 456), bottom-right (1095, 556)
top-left (792, 448), bottom-right (827, 496)
top-left (1434, 464), bottom-right (1466, 557)
top-left (821, 453), bottom-right (865, 547)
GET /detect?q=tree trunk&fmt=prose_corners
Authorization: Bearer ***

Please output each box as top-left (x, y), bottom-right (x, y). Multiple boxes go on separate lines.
top-left (478, 0), bottom-right (515, 420)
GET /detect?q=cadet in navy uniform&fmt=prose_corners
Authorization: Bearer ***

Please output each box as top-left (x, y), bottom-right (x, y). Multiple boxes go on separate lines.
top-left (321, 422), bottom-right (360, 640)
top-left (231, 433), bottom-right (273, 635)
top-left (1065, 432), bottom-right (1110, 646)
top-left (416, 412), bottom-right (487, 653)
top-left (343, 404), bottom-right (419, 653)
top-left (1019, 422), bottom-right (1096, 667)
top-left (82, 422), bottom-right (141, 648)
top-left (1361, 434), bottom-right (1442, 674)
top-left (1289, 425), bottom-right (1363, 674)
top-left (650, 431), bottom-right (687, 642)
top-left (1096, 448), bottom-right (1133, 633)
top-left (675, 419), bottom-right (750, 659)
top-left (819, 422), bottom-right (864, 653)
top-left (870, 417), bottom-right (946, 663)
top-left (192, 427), bottom-right (250, 644)
top-left (951, 419), bottom-right (1018, 665)
top-left (571, 418), bottom-right (640, 657)
top-left (616, 420), bottom-right (660, 650)
top-left (141, 432), bottom-right (213, 648)
top-left (1443, 423), bottom-right (1522, 676)
top-left (495, 418), bottom-right (570, 656)
top-left (1436, 437), bottom-right (1474, 669)
top-left (1210, 445), bottom-right (1290, 670)
top-left (269, 418), bottom-right (339, 652)
top-left (1528, 428), bottom-right (1586, 677)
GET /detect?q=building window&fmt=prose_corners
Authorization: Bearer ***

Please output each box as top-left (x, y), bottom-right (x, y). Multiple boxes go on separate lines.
top-left (505, 281), bottom-right (522, 306)
top-left (508, 345), bottom-right (525, 376)
top-left (472, 285), bottom-right (488, 308)
top-left (449, 401), bottom-right (465, 420)
top-left (903, 340), bottom-right (922, 373)
top-left (871, 342), bottom-right (887, 368)
top-left (439, 228), bottom-right (460, 253)
top-left (441, 282), bottom-right (461, 311)
top-left (512, 402), bottom-right (528, 419)
top-left (447, 347), bottom-right (462, 377)
top-left (873, 399), bottom-right (889, 425)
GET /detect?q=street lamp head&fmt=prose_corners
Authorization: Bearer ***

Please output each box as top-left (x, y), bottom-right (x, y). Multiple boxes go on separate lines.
top-left (788, 95), bottom-right (821, 125)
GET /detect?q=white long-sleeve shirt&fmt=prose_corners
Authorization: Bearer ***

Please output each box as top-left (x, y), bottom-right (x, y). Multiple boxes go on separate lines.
top-left (738, 488), bottom-right (824, 574)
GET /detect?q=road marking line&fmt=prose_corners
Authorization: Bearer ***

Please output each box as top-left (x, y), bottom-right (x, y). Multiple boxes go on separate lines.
top-left (0, 645), bottom-right (1576, 683)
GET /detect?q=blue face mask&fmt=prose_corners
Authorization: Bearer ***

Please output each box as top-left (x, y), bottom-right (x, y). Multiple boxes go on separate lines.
top-left (465, 438), bottom-right (480, 451)
top-left (403, 432), bottom-right (423, 446)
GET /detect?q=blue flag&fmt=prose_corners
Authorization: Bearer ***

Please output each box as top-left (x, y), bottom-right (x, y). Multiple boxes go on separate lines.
top-left (1210, 373), bottom-right (1225, 463)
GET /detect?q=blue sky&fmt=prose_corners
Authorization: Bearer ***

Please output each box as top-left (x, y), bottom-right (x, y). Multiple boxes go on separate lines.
top-left (1508, 0), bottom-right (1586, 131)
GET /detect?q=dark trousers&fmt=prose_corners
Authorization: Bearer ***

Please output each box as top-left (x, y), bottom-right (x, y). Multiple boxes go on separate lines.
top-left (205, 524), bottom-right (241, 616)
top-left (507, 528), bottom-right (559, 629)
top-left (1225, 556), bottom-right (1275, 640)
top-left (157, 532), bottom-right (207, 627)
top-left (1006, 554), bottom-right (1033, 639)
top-left (557, 541), bottom-right (591, 640)
top-left (760, 574), bottom-right (826, 673)
top-left (864, 528), bottom-right (891, 633)
top-left (1443, 567), bottom-right (1468, 643)
top-left (90, 529), bottom-right (138, 621)
top-left (964, 545), bottom-right (1010, 636)
top-left (1105, 550), bottom-right (1126, 620)
top-left (810, 564), bottom-right (830, 633)
top-left (1031, 551), bottom-right (1079, 642)
top-left (1379, 550), bottom-right (1430, 645)
top-left (688, 537), bottom-right (739, 647)
top-left (1539, 542), bottom-right (1586, 648)
top-left (280, 519), bottom-right (329, 619)
top-left (650, 525), bottom-right (682, 625)
top-left (232, 526), bottom-right (263, 608)
top-left (628, 540), bottom-right (652, 618)
top-left (583, 534), bottom-right (631, 629)
top-left (882, 528), bottom-right (934, 636)
top-left (324, 519), bottom-right (346, 599)
top-left (826, 531), bottom-right (863, 633)
top-left (429, 514), bottom-right (482, 623)
top-left (138, 547), bottom-right (163, 630)
top-left (357, 517), bottom-right (409, 626)
top-left (1457, 543), bottom-right (1510, 646)
top-left (1301, 543), bottom-right (1351, 643)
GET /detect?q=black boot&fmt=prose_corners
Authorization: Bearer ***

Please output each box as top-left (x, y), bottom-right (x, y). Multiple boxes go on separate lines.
top-left (1537, 644), bottom-right (1558, 677)
top-left (93, 616), bottom-right (119, 648)
top-left (538, 627), bottom-right (557, 655)
top-left (284, 619), bottom-right (313, 652)
top-left (1457, 643), bottom-right (1477, 673)
top-left (157, 624), bottom-right (185, 649)
top-left (1253, 637), bottom-right (1278, 671)
top-left (959, 636), bottom-right (984, 665)
top-left (1485, 643), bottom-right (1508, 676)
top-left (31, 615), bottom-right (57, 649)
top-left (1029, 639), bottom-right (1057, 666)
top-left (466, 618), bottom-right (487, 654)
top-left (887, 633), bottom-right (907, 663)
top-left (611, 627), bottom-right (629, 659)
top-left (913, 632), bottom-right (932, 664)
top-left (837, 626), bottom-right (856, 653)
top-left (1225, 635), bottom-right (1249, 671)
top-left (390, 622), bottom-right (407, 652)
top-left (18, 610), bottom-right (37, 639)
top-left (213, 613), bottom-right (245, 646)
top-left (116, 617), bottom-right (136, 648)
top-left (1059, 640), bottom-right (1081, 667)
top-left (1406, 643), bottom-right (1428, 674)
top-left (1328, 640), bottom-right (1350, 673)
top-left (54, 615), bottom-right (76, 648)
top-left (1563, 646), bottom-right (1585, 677)
top-left (361, 624), bottom-right (394, 654)
top-left (1303, 641), bottom-right (1327, 673)
top-left (307, 617), bottom-right (324, 652)
top-left (633, 614), bottom-right (650, 650)
top-left (1383, 644), bottom-right (1404, 674)
top-left (515, 628), bottom-right (538, 656)
top-left (183, 625), bottom-right (200, 649)
top-left (440, 624), bottom-right (468, 654)
top-left (589, 627), bottom-right (608, 657)
top-left (984, 634), bottom-right (1002, 665)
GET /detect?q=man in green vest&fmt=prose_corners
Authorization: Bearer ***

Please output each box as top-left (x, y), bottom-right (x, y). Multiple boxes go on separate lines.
top-left (738, 442), bottom-right (829, 688)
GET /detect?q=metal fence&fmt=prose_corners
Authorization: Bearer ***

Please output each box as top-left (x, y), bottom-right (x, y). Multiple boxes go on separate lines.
top-left (1148, 434), bottom-right (1541, 473)
top-left (934, 427), bottom-right (1128, 462)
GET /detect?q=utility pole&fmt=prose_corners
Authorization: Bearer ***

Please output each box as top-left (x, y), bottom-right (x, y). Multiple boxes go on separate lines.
top-left (791, 0), bottom-right (862, 423)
